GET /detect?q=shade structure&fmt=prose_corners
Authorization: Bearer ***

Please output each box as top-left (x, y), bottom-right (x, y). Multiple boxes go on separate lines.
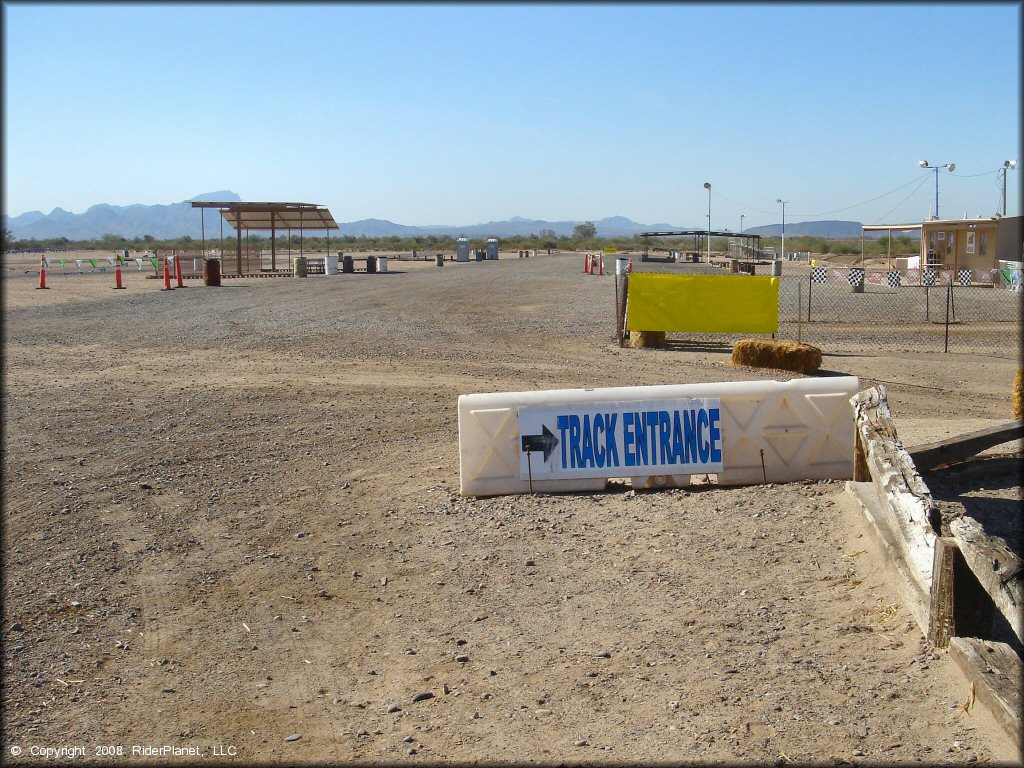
top-left (192, 201), bottom-right (339, 274)
top-left (638, 230), bottom-right (764, 261)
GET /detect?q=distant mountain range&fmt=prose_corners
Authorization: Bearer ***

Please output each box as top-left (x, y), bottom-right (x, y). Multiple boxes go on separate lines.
top-left (3, 191), bottom-right (905, 240)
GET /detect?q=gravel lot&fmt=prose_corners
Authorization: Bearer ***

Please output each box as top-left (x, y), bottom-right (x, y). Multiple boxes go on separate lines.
top-left (2, 251), bottom-right (1020, 764)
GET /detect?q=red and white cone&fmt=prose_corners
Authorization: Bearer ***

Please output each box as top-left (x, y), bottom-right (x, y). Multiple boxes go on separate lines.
top-left (174, 253), bottom-right (185, 288)
top-left (162, 257), bottom-right (174, 291)
top-left (627, 258), bottom-right (633, 273)
top-left (598, 255), bottom-right (604, 276)
top-left (114, 264), bottom-right (125, 289)
top-left (583, 254), bottom-right (590, 274)
top-left (37, 256), bottom-right (49, 289)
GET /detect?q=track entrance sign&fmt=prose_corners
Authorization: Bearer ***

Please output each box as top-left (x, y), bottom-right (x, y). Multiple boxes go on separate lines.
top-left (458, 377), bottom-right (859, 496)
top-left (518, 398), bottom-right (723, 480)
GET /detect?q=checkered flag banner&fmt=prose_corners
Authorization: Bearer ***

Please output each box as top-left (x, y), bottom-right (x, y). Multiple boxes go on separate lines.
top-left (886, 270), bottom-right (902, 287)
top-left (848, 267), bottom-right (865, 286)
top-left (811, 266), bottom-right (828, 284)
top-left (957, 269), bottom-right (973, 286)
top-left (922, 268), bottom-right (936, 286)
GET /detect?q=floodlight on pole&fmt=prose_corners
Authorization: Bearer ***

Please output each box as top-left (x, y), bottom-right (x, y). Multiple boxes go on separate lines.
top-left (999, 160), bottom-right (1017, 216)
top-left (918, 160), bottom-right (955, 219)
top-left (776, 199), bottom-right (787, 262)
top-left (703, 182), bottom-right (712, 262)
top-left (740, 214), bottom-right (745, 234)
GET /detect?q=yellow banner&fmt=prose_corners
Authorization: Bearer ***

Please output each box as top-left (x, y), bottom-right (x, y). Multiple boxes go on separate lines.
top-left (626, 273), bottom-right (779, 333)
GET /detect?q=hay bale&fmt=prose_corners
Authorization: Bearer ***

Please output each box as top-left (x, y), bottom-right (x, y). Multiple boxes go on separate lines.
top-left (731, 338), bottom-right (823, 375)
top-left (1013, 368), bottom-right (1023, 420)
top-left (628, 331), bottom-right (666, 349)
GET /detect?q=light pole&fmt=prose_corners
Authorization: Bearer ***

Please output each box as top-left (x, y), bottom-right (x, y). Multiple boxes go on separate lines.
top-left (918, 160), bottom-right (955, 219)
top-left (703, 182), bottom-right (711, 262)
top-left (740, 214), bottom-right (745, 233)
top-left (999, 160), bottom-right (1017, 216)
top-left (776, 199), bottom-right (787, 261)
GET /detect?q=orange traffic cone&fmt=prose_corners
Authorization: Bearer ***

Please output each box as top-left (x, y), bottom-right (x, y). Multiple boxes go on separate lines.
top-left (114, 264), bottom-right (125, 289)
top-left (174, 253), bottom-right (185, 288)
top-left (627, 258), bottom-right (633, 273)
top-left (598, 255), bottom-right (604, 276)
top-left (162, 257), bottom-right (174, 291)
top-left (37, 257), bottom-right (49, 289)
top-left (583, 254), bottom-right (590, 274)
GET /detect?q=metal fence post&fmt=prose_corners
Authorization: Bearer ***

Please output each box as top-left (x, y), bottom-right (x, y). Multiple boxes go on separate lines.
top-left (614, 272), bottom-right (622, 348)
top-left (807, 272), bottom-right (812, 321)
top-left (944, 283), bottom-right (951, 353)
top-left (797, 281), bottom-right (803, 343)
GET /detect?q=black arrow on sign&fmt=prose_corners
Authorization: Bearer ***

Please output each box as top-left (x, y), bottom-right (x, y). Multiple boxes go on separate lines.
top-left (521, 425), bottom-right (559, 462)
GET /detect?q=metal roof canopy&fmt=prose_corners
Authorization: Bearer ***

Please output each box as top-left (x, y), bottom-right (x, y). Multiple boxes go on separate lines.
top-left (191, 201), bottom-right (338, 231)
top-left (639, 229), bottom-right (763, 261)
top-left (192, 201), bottom-right (339, 275)
top-left (639, 230), bottom-right (761, 239)
top-left (861, 223), bottom-right (923, 232)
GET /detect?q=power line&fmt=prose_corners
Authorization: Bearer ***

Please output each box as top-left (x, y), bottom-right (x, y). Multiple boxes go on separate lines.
top-left (790, 173), bottom-right (933, 217)
top-left (950, 167), bottom-right (1002, 178)
top-left (874, 174), bottom-right (934, 221)
top-left (713, 173), bottom-right (936, 219)
top-left (710, 191), bottom-right (776, 216)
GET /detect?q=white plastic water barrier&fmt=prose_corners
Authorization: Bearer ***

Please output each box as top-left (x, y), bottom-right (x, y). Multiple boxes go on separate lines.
top-left (458, 377), bottom-right (859, 496)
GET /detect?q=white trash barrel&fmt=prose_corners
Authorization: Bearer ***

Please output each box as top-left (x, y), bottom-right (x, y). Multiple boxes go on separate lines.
top-left (324, 253), bottom-right (339, 276)
top-left (615, 258), bottom-right (629, 275)
top-left (378, 256), bottom-right (388, 273)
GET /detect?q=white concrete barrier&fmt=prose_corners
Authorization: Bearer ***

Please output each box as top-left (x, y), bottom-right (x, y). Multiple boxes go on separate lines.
top-left (458, 377), bottom-right (859, 496)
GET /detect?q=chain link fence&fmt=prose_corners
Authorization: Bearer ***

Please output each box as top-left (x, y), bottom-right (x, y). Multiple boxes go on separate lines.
top-left (626, 256), bottom-right (1022, 358)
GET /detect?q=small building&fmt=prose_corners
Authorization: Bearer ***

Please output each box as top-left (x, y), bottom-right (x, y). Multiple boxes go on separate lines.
top-left (921, 217), bottom-right (998, 271)
top-left (863, 215), bottom-right (1021, 273)
top-left (456, 236), bottom-right (470, 262)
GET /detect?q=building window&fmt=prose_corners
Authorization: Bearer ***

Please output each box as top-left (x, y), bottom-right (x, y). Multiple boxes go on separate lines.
top-left (980, 232), bottom-right (988, 255)
top-left (937, 231), bottom-right (945, 240)
top-left (947, 232), bottom-right (954, 252)
top-left (966, 231), bottom-right (975, 254)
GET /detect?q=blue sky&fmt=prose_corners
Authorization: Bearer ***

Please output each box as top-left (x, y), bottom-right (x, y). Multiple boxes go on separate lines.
top-left (3, 2), bottom-right (1020, 229)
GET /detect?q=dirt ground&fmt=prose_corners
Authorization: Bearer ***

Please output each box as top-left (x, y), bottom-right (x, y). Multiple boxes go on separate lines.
top-left (2, 251), bottom-right (1021, 765)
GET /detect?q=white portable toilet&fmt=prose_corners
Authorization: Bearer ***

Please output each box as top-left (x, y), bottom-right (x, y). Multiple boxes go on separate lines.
top-left (486, 238), bottom-right (499, 260)
top-left (456, 237), bottom-right (470, 262)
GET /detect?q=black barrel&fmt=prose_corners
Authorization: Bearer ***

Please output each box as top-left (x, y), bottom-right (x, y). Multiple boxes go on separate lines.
top-left (366, 256), bottom-right (377, 274)
top-left (342, 255), bottom-right (354, 273)
top-left (203, 258), bottom-right (221, 286)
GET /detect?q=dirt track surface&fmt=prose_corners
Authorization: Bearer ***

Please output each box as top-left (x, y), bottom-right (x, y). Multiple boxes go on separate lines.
top-left (2, 252), bottom-right (1020, 764)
